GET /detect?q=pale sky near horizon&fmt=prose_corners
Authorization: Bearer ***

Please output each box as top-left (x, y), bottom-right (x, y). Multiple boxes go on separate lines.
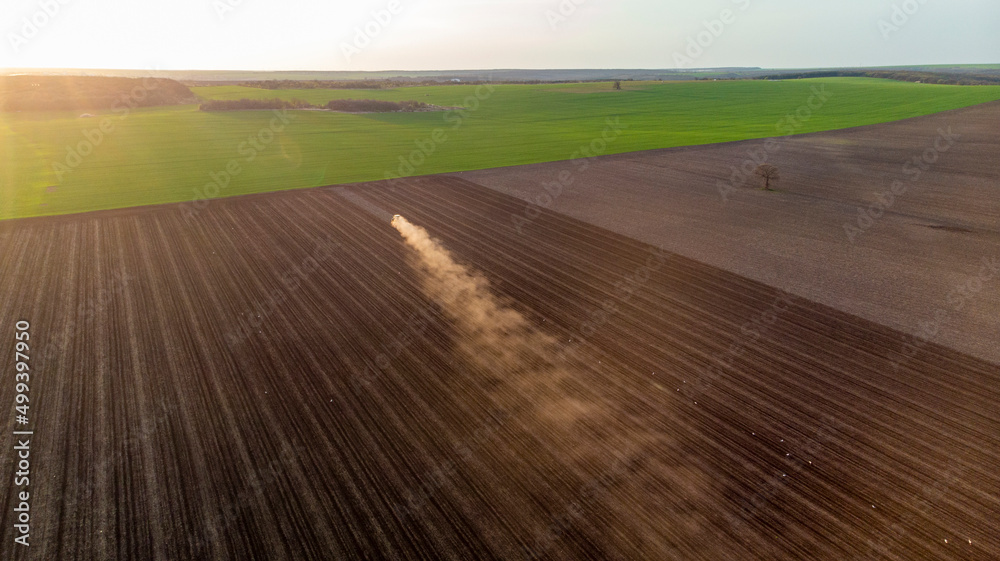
top-left (1, 0), bottom-right (997, 71)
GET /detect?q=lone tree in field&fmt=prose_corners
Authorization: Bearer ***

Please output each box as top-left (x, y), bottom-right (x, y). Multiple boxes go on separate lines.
top-left (754, 164), bottom-right (780, 190)
top-left (613, 80), bottom-right (622, 90)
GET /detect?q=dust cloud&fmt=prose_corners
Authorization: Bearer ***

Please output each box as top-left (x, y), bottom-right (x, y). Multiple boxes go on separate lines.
top-left (390, 214), bottom-right (559, 374)
top-left (390, 215), bottom-right (713, 548)
top-left (391, 213), bottom-right (608, 433)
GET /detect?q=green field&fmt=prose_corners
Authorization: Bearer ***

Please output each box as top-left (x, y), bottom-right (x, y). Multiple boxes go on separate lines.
top-left (2, 78), bottom-right (1000, 220)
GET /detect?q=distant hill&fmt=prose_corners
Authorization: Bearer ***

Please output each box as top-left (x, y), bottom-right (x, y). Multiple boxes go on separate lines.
top-left (0, 75), bottom-right (196, 111)
top-left (2, 65), bottom-right (997, 88)
top-left (0, 67), bottom-right (768, 84)
top-left (760, 69), bottom-right (1000, 86)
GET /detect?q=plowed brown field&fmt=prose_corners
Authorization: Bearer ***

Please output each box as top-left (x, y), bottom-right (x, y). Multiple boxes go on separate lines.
top-left (458, 100), bottom-right (1000, 366)
top-left (1, 172), bottom-right (997, 560)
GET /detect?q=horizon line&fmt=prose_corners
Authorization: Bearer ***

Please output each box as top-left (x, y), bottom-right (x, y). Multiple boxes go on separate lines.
top-left (3, 63), bottom-right (998, 75)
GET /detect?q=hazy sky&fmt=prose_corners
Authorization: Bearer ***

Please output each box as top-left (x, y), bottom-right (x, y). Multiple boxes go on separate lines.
top-left (2, 0), bottom-right (997, 71)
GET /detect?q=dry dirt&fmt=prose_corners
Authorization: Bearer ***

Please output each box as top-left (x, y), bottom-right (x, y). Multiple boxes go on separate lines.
top-left (0, 172), bottom-right (997, 559)
top-left (456, 100), bottom-right (1000, 366)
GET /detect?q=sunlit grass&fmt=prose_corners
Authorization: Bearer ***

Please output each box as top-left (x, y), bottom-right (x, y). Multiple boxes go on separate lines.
top-left (3, 78), bottom-right (1000, 220)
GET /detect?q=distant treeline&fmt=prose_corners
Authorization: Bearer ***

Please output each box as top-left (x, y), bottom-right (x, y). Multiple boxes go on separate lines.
top-left (198, 98), bottom-right (314, 111)
top-left (759, 70), bottom-right (1000, 86)
top-left (240, 80), bottom-right (406, 90)
top-left (0, 76), bottom-right (196, 111)
top-left (325, 99), bottom-right (429, 112)
top-left (236, 79), bottom-right (512, 89)
top-left (238, 79), bottom-right (489, 90)
top-left (199, 98), bottom-right (432, 113)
